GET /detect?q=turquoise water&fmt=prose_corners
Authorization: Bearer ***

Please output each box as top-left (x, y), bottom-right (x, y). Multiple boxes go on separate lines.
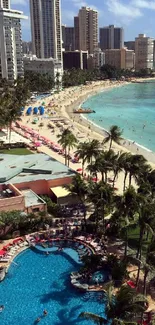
top-left (82, 81), bottom-right (155, 152)
top-left (0, 249), bottom-right (105, 325)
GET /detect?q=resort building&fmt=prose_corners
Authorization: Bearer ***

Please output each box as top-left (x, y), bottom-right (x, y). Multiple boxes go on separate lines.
top-left (63, 50), bottom-right (88, 70)
top-left (0, 0), bottom-right (27, 80)
top-left (78, 7), bottom-right (98, 54)
top-left (100, 25), bottom-right (124, 50)
top-left (0, 153), bottom-right (77, 213)
top-left (105, 48), bottom-right (135, 70)
top-left (29, 0), bottom-right (62, 61)
top-left (135, 34), bottom-right (154, 71)
top-left (23, 54), bottom-right (63, 82)
top-left (62, 25), bottom-right (75, 51)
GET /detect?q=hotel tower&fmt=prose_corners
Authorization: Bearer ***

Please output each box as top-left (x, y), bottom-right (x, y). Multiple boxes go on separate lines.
top-left (0, 0), bottom-right (27, 80)
top-left (78, 7), bottom-right (98, 54)
top-left (29, 0), bottom-right (62, 61)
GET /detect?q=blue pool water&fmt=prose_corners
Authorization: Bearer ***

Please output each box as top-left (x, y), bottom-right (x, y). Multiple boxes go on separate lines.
top-left (0, 249), bottom-right (105, 325)
top-left (82, 81), bottom-right (155, 152)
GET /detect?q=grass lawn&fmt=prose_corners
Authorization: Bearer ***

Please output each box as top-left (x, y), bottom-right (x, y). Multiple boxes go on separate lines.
top-left (0, 148), bottom-right (33, 155)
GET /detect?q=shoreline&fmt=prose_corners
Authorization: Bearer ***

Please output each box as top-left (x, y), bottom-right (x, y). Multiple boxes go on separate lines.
top-left (64, 81), bottom-right (155, 167)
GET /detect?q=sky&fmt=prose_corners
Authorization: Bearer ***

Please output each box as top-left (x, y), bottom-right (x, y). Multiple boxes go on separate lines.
top-left (11, 0), bottom-right (155, 42)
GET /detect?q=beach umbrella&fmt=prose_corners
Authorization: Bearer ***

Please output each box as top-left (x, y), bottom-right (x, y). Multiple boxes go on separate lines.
top-left (33, 107), bottom-right (38, 114)
top-left (33, 141), bottom-right (41, 147)
top-left (42, 101), bottom-right (45, 105)
top-left (40, 107), bottom-right (45, 115)
top-left (76, 168), bottom-right (83, 172)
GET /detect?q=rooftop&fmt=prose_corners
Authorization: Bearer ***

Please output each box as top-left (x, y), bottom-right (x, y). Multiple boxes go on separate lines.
top-left (0, 153), bottom-right (76, 184)
top-left (21, 190), bottom-right (46, 207)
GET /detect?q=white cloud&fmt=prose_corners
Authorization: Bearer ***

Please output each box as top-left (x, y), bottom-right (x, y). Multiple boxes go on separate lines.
top-left (132, 0), bottom-right (155, 9)
top-left (11, 0), bottom-right (27, 5)
top-left (106, 0), bottom-right (143, 20)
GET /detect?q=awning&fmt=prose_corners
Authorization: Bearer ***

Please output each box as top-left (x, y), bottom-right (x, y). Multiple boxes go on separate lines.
top-left (50, 186), bottom-right (71, 198)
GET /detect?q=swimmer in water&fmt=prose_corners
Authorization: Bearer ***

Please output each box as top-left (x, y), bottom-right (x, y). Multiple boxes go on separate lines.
top-left (0, 305), bottom-right (4, 312)
top-left (36, 318), bottom-right (41, 323)
top-left (43, 310), bottom-right (48, 316)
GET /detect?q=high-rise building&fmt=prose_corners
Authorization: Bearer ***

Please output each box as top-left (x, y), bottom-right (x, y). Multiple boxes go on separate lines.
top-left (135, 34), bottom-right (154, 70)
top-left (74, 16), bottom-right (79, 50)
top-left (78, 7), bottom-right (98, 54)
top-left (22, 41), bottom-right (32, 54)
top-left (100, 25), bottom-right (124, 50)
top-left (29, 0), bottom-right (62, 61)
top-left (124, 41), bottom-right (135, 51)
top-left (0, 0), bottom-right (10, 8)
top-left (0, 0), bottom-right (27, 80)
top-left (62, 25), bottom-right (75, 51)
top-left (105, 48), bottom-right (135, 70)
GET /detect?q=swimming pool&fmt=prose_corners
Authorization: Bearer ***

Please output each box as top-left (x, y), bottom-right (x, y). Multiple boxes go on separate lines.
top-left (0, 249), bottom-right (106, 325)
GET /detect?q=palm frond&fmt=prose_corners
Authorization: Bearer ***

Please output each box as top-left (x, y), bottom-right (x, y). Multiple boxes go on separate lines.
top-left (79, 312), bottom-right (107, 325)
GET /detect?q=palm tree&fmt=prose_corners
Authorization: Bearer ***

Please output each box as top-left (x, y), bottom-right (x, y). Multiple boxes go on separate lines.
top-left (116, 186), bottom-right (139, 257)
top-left (127, 155), bottom-right (147, 187)
top-left (76, 140), bottom-right (100, 168)
top-left (79, 284), bottom-right (146, 325)
top-left (57, 129), bottom-right (77, 166)
top-left (0, 78), bottom-right (30, 141)
top-left (94, 149), bottom-right (117, 183)
top-left (75, 142), bottom-right (88, 174)
top-left (136, 200), bottom-right (155, 260)
top-left (112, 151), bottom-right (125, 188)
top-left (66, 132), bottom-right (78, 167)
top-left (67, 174), bottom-right (88, 225)
top-left (103, 125), bottom-right (123, 150)
top-left (88, 181), bottom-right (114, 232)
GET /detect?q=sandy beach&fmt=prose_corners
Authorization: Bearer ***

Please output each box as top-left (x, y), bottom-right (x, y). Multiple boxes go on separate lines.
top-left (18, 79), bottom-right (155, 193)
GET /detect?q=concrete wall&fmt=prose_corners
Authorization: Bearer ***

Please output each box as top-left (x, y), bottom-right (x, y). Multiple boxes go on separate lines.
top-left (0, 183), bottom-right (25, 212)
top-left (14, 176), bottom-right (73, 197)
top-left (0, 195), bottom-right (25, 212)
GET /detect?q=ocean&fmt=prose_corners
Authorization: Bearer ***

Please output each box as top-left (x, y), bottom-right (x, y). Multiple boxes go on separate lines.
top-left (82, 81), bottom-right (155, 152)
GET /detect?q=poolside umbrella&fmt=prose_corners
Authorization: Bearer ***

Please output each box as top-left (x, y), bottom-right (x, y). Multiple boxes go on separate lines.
top-left (76, 168), bottom-right (83, 172)
top-left (3, 243), bottom-right (12, 250)
top-left (92, 177), bottom-right (98, 182)
top-left (13, 237), bottom-right (23, 244)
top-left (0, 250), bottom-right (6, 256)
top-left (127, 280), bottom-right (135, 288)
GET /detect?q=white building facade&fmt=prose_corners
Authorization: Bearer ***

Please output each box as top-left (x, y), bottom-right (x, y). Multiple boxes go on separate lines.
top-left (135, 34), bottom-right (154, 71)
top-left (30, 0), bottom-right (62, 62)
top-left (23, 55), bottom-right (63, 84)
top-left (93, 48), bottom-right (105, 68)
top-left (0, 0), bottom-right (27, 80)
